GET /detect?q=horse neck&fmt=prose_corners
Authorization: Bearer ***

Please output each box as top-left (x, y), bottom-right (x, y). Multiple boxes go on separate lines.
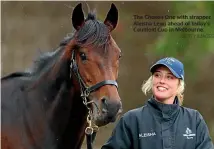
top-left (60, 91), bottom-right (89, 149)
top-left (39, 48), bottom-right (88, 149)
top-left (47, 76), bottom-right (88, 149)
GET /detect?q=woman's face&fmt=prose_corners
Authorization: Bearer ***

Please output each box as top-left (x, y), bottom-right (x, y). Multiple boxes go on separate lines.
top-left (152, 66), bottom-right (179, 103)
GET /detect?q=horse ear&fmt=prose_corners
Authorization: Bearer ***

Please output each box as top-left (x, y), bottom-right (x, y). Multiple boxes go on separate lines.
top-left (72, 3), bottom-right (85, 30)
top-left (104, 3), bottom-right (118, 32)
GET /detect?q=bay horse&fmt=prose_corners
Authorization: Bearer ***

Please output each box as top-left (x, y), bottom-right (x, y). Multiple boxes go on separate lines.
top-left (1, 3), bottom-right (122, 149)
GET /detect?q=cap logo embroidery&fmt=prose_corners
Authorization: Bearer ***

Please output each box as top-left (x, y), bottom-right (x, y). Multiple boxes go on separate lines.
top-left (164, 58), bottom-right (174, 65)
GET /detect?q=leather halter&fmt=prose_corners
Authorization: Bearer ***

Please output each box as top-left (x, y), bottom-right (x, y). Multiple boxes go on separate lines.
top-left (70, 50), bottom-right (118, 149)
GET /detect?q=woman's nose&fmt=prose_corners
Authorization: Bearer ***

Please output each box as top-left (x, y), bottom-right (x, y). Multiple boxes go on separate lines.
top-left (159, 76), bottom-right (166, 83)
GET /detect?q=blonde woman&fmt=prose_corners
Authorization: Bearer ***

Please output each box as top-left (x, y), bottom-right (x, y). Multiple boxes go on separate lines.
top-left (102, 57), bottom-right (214, 149)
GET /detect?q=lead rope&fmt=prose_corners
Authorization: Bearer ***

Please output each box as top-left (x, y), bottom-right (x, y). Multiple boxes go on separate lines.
top-left (85, 112), bottom-right (99, 149)
top-left (83, 94), bottom-right (99, 149)
top-left (70, 50), bottom-right (99, 149)
top-left (74, 76), bottom-right (99, 149)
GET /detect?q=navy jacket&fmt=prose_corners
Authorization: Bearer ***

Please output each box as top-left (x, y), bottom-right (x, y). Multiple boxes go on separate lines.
top-left (101, 98), bottom-right (214, 149)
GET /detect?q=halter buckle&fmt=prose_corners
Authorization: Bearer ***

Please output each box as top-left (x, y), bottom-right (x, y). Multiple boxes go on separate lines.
top-left (85, 127), bottom-right (93, 135)
top-left (81, 89), bottom-right (90, 97)
top-left (85, 114), bottom-right (94, 135)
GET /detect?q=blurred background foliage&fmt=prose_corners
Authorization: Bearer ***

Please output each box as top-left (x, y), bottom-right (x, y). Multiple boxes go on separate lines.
top-left (1, 1), bottom-right (214, 148)
top-left (149, 1), bottom-right (214, 80)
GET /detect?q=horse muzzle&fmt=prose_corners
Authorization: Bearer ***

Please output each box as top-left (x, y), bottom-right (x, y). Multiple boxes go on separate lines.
top-left (93, 97), bottom-right (123, 127)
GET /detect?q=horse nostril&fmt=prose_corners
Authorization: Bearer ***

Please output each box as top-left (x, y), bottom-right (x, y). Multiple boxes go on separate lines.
top-left (101, 96), bottom-right (108, 113)
top-left (101, 96), bottom-right (108, 105)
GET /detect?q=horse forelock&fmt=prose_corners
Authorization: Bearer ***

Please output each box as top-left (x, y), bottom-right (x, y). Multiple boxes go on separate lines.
top-left (75, 13), bottom-right (110, 48)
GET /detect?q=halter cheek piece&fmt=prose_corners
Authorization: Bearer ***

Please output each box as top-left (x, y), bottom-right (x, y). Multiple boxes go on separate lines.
top-left (70, 50), bottom-right (118, 148)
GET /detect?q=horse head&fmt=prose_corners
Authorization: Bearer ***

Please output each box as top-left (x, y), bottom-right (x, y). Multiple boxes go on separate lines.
top-left (68, 3), bottom-right (122, 127)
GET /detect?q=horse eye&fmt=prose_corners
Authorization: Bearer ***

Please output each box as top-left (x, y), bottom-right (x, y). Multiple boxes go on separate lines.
top-left (80, 52), bottom-right (87, 61)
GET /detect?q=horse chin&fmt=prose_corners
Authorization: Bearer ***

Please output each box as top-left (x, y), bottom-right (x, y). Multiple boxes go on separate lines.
top-left (93, 115), bottom-right (116, 127)
top-left (88, 101), bottom-right (109, 126)
top-left (89, 99), bottom-right (122, 127)
top-left (92, 110), bottom-right (119, 127)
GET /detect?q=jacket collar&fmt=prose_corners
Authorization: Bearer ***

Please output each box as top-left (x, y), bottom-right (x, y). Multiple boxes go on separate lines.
top-left (147, 96), bottom-right (180, 121)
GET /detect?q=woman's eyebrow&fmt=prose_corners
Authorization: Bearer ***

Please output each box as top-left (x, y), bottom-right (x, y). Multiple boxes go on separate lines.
top-left (167, 72), bottom-right (173, 75)
top-left (155, 71), bottom-right (173, 75)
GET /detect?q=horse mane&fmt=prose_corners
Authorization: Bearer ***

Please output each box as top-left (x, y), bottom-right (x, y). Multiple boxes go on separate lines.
top-left (2, 12), bottom-right (110, 80)
top-left (1, 72), bottom-right (31, 80)
top-left (1, 49), bottom-right (63, 80)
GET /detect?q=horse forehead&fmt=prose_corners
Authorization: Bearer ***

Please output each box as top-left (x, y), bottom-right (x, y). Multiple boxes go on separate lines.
top-left (84, 40), bottom-right (119, 56)
top-left (88, 46), bottom-right (119, 59)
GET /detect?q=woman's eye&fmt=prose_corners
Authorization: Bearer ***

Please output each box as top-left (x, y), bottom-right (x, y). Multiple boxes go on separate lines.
top-left (154, 73), bottom-right (160, 77)
top-left (167, 76), bottom-right (173, 80)
top-left (80, 52), bottom-right (87, 61)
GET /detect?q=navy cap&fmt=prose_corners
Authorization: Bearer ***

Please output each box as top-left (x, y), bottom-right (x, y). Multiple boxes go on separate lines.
top-left (150, 57), bottom-right (184, 80)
